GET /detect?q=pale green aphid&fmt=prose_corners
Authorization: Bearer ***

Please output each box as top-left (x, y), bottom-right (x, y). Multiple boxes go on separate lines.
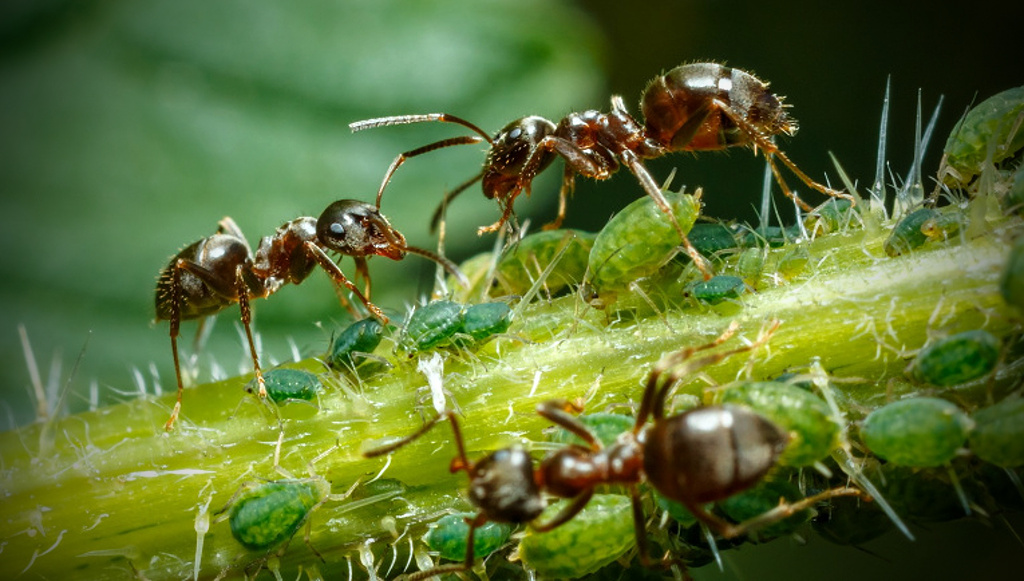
top-left (518, 494), bottom-right (634, 579)
top-left (460, 301), bottom-right (512, 341)
top-left (687, 274), bottom-right (746, 304)
top-left (1000, 236), bottom-right (1024, 309)
top-left (940, 85), bottom-right (1024, 187)
top-left (587, 186), bottom-right (700, 292)
top-left (496, 229), bottom-right (595, 295)
top-left (970, 396), bottom-right (1024, 467)
top-left (423, 512), bottom-right (511, 562)
top-left (861, 397), bottom-right (972, 467)
top-left (327, 318), bottom-right (385, 370)
top-left (908, 329), bottom-right (1000, 386)
top-left (718, 381), bottom-right (838, 467)
top-left (718, 479), bottom-right (811, 539)
top-left (736, 246), bottom-right (767, 286)
top-left (402, 300), bottom-right (465, 351)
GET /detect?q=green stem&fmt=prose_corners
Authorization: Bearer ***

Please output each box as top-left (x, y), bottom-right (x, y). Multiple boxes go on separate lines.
top-left (0, 216), bottom-right (1018, 580)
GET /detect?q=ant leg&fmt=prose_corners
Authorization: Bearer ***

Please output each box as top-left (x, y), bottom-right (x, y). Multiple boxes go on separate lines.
top-left (430, 171), bottom-right (484, 234)
top-left (216, 216), bottom-right (248, 243)
top-left (164, 265), bottom-right (186, 431)
top-left (362, 409), bottom-right (455, 459)
top-left (233, 265), bottom-right (266, 399)
top-left (373, 136), bottom-right (486, 208)
top-left (303, 242), bottom-right (389, 324)
top-left (401, 511), bottom-right (486, 581)
top-left (688, 486), bottom-right (864, 539)
top-left (477, 197), bottom-right (522, 235)
top-left (629, 485), bottom-right (690, 578)
top-left (536, 399), bottom-right (600, 451)
top-left (530, 488), bottom-right (594, 532)
top-left (620, 151), bottom-right (714, 279)
top-left (354, 256), bottom-right (372, 300)
top-left (713, 99), bottom-right (854, 208)
top-left (541, 168), bottom-right (576, 231)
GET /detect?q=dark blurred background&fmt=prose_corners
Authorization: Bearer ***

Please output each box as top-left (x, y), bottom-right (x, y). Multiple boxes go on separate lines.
top-left (0, 0), bottom-right (1021, 578)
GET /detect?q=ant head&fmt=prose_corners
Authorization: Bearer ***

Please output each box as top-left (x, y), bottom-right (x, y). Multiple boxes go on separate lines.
top-left (316, 199), bottom-right (407, 260)
top-left (482, 116), bottom-right (557, 200)
top-left (466, 447), bottom-right (545, 523)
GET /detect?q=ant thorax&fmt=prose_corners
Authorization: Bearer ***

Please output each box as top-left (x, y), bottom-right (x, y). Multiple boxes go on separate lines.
top-left (252, 217), bottom-right (319, 292)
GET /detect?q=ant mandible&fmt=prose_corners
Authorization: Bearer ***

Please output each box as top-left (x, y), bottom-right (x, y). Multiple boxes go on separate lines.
top-left (350, 62), bottom-right (853, 275)
top-left (155, 199), bottom-right (467, 430)
top-left (363, 320), bottom-right (862, 579)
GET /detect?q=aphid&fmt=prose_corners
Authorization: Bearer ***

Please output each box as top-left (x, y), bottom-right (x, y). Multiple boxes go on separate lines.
top-left (686, 274), bottom-right (746, 305)
top-left (364, 320), bottom-right (860, 579)
top-left (459, 301), bottom-right (512, 341)
top-left (775, 245), bottom-right (811, 280)
top-left (517, 494), bottom-right (635, 579)
top-left (495, 229), bottom-right (595, 296)
top-left (937, 85), bottom-right (1024, 188)
top-left (155, 200), bottom-right (466, 430)
top-left (586, 186), bottom-right (700, 293)
top-left (884, 207), bottom-right (939, 257)
top-left (246, 368), bottom-right (322, 403)
top-left (908, 329), bottom-right (1000, 387)
top-left (718, 381), bottom-right (839, 467)
top-left (739, 224), bottom-right (801, 248)
top-left (860, 397), bottom-right (972, 467)
top-left (805, 198), bottom-right (858, 236)
top-left (736, 246), bottom-right (768, 286)
top-left (718, 479), bottom-right (812, 540)
top-left (688, 222), bottom-right (742, 259)
top-left (327, 318), bottom-right (386, 371)
top-left (228, 479), bottom-right (324, 553)
top-left (423, 512), bottom-right (511, 563)
top-left (970, 396), bottom-right (1024, 467)
top-left (1000, 237), bottom-right (1024, 309)
top-left (402, 300), bottom-right (465, 351)
top-left (350, 62), bottom-right (850, 265)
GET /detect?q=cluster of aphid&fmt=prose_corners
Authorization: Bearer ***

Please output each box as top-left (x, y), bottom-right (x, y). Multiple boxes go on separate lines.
top-left (152, 67), bottom-right (1024, 579)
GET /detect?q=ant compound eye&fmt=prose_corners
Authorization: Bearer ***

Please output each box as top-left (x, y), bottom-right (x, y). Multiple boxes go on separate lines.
top-left (508, 127), bottom-right (522, 140)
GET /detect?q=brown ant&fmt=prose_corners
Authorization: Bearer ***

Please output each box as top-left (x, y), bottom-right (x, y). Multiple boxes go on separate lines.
top-left (363, 321), bottom-right (862, 579)
top-left (155, 199), bottom-right (467, 430)
top-left (350, 62), bottom-right (853, 276)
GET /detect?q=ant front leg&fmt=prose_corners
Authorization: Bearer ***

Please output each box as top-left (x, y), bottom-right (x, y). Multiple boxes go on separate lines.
top-left (303, 242), bottom-right (388, 324)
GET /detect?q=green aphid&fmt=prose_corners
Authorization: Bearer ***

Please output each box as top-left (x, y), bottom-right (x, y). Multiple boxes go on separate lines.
top-left (970, 397), bottom-right (1024, 467)
top-left (549, 412), bottom-right (634, 448)
top-left (229, 480), bottom-right (321, 552)
top-left (806, 198), bottom-right (858, 235)
top-left (423, 512), bottom-right (511, 562)
top-left (919, 211), bottom-right (964, 243)
top-left (1000, 237), bottom-right (1024, 309)
top-left (687, 275), bottom-right (746, 304)
top-left (403, 300), bottom-right (465, 351)
top-left (688, 222), bottom-right (740, 258)
top-left (719, 381), bottom-right (838, 467)
top-left (460, 301), bottom-right (512, 341)
top-left (909, 329), bottom-right (1000, 387)
top-left (252, 368), bottom-right (322, 403)
top-left (496, 229), bottom-right (595, 295)
top-left (775, 245), bottom-right (810, 280)
top-left (718, 479), bottom-right (811, 539)
top-left (327, 318), bottom-right (385, 370)
top-left (518, 494), bottom-right (635, 579)
top-left (884, 207), bottom-right (940, 257)
top-left (940, 85), bottom-right (1024, 187)
top-left (587, 187), bottom-right (700, 292)
top-left (1008, 162), bottom-right (1024, 211)
top-left (736, 246), bottom-right (767, 286)
top-left (861, 397), bottom-right (972, 467)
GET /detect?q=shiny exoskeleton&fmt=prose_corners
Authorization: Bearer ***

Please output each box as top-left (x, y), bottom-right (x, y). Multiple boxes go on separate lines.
top-left (364, 322), bottom-right (860, 578)
top-left (350, 63), bottom-right (851, 273)
top-left (155, 200), bottom-right (466, 430)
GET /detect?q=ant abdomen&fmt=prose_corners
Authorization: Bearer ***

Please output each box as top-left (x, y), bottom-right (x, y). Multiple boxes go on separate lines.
top-left (642, 62), bottom-right (795, 151)
top-left (155, 235), bottom-right (253, 322)
top-left (643, 404), bottom-right (789, 504)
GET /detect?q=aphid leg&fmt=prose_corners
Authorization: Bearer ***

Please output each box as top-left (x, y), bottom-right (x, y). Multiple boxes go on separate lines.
top-left (373, 136), bottom-right (486, 208)
top-left (303, 241), bottom-right (389, 324)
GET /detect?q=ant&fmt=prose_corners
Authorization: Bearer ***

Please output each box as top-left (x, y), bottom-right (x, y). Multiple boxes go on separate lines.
top-left (155, 199), bottom-right (467, 431)
top-left (350, 62), bottom-right (853, 276)
top-left (363, 320), bottom-right (862, 579)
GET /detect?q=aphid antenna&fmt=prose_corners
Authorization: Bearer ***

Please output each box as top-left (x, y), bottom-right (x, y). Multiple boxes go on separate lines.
top-left (870, 76), bottom-right (892, 218)
top-left (512, 229), bottom-right (576, 323)
top-left (808, 358), bottom-right (914, 540)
